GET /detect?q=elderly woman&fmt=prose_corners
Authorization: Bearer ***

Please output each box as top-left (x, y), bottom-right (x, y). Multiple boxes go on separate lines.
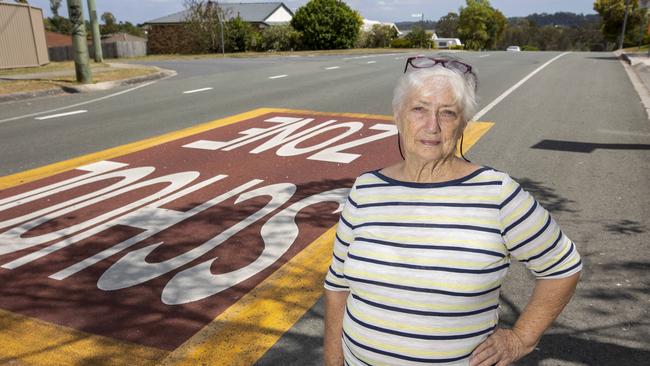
top-left (323, 56), bottom-right (581, 366)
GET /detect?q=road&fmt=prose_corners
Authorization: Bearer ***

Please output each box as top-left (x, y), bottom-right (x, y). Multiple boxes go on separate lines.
top-left (1, 51), bottom-right (649, 366)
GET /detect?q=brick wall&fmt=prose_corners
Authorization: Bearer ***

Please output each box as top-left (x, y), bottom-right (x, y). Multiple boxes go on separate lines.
top-left (147, 24), bottom-right (196, 54)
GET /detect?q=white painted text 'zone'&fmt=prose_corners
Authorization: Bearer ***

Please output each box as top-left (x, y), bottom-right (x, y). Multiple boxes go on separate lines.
top-left (184, 116), bottom-right (398, 164)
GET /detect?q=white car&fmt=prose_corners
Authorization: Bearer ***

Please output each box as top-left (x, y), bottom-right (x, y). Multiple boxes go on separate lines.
top-left (507, 46), bottom-right (521, 52)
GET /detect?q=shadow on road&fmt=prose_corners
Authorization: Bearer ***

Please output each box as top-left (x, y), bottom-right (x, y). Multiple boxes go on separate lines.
top-left (530, 139), bottom-right (650, 153)
top-left (514, 176), bottom-right (578, 213)
top-left (603, 219), bottom-right (647, 235)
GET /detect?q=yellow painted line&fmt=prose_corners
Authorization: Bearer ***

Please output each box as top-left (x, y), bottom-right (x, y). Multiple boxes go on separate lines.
top-left (160, 118), bottom-right (495, 366)
top-left (0, 108), bottom-right (494, 365)
top-left (457, 121), bottom-right (494, 156)
top-left (160, 227), bottom-right (337, 366)
top-left (0, 308), bottom-right (168, 365)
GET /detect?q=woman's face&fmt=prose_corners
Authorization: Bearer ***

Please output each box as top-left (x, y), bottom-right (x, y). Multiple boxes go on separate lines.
top-left (397, 78), bottom-right (465, 164)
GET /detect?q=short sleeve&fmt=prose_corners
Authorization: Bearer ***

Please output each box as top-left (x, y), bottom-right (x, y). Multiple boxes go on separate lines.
top-left (323, 180), bottom-right (359, 291)
top-left (498, 175), bottom-right (582, 279)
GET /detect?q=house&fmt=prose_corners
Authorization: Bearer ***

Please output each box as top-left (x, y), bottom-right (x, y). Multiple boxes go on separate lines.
top-left (144, 2), bottom-right (293, 54)
top-left (362, 19), bottom-right (402, 36)
top-left (433, 35), bottom-right (463, 49)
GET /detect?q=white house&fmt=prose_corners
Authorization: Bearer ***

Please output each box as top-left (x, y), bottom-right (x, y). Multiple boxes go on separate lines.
top-left (362, 19), bottom-right (402, 36)
top-left (146, 2), bottom-right (293, 29)
top-left (432, 33), bottom-right (463, 49)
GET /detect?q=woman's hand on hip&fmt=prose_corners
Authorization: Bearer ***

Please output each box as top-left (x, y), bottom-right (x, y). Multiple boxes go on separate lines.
top-left (469, 328), bottom-right (529, 366)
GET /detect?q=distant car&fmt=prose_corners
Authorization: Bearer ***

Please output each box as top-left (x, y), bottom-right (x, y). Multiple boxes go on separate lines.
top-left (507, 46), bottom-right (521, 52)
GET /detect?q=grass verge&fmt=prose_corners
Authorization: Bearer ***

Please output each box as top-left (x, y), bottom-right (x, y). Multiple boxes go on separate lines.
top-left (0, 61), bottom-right (110, 77)
top-left (0, 67), bottom-right (158, 95)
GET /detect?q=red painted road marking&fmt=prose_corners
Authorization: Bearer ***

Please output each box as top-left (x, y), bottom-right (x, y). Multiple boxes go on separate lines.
top-left (0, 109), bottom-right (400, 350)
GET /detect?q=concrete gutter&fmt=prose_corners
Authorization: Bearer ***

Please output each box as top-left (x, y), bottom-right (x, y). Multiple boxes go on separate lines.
top-left (614, 50), bottom-right (650, 119)
top-left (0, 65), bottom-right (176, 103)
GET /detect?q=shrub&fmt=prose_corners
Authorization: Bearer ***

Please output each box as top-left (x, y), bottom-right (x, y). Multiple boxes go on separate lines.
top-left (260, 24), bottom-right (302, 51)
top-left (522, 45), bottom-right (539, 51)
top-left (391, 38), bottom-right (413, 48)
top-left (225, 16), bottom-right (254, 52)
top-left (405, 26), bottom-right (433, 48)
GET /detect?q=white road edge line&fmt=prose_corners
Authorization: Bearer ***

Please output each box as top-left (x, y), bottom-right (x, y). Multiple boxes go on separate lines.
top-left (472, 52), bottom-right (570, 121)
top-left (183, 87), bottom-right (213, 94)
top-left (35, 110), bottom-right (88, 120)
top-left (325, 66), bottom-right (340, 70)
top-left (0, 73), bottom-right (175, 125)
top-left (269, 74), bottom-right (288, 79)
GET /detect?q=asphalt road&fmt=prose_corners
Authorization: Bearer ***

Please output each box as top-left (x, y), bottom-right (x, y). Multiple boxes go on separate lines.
top-left (1, 51), bottom-right (649, 365)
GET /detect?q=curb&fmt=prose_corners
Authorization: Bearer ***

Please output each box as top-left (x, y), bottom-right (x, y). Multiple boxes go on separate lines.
top-left (615, 51), bottom-right (650, 119)
top-left (0, 66), bottom-right (176, 103)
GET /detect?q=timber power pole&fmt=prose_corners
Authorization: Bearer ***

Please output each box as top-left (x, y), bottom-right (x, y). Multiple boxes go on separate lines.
top-left (67, 0), bottom-right (93, 83)
top-left (87, 0), bottom-right (103, 62)
top-left (619, 0), bottom-right (631, 50)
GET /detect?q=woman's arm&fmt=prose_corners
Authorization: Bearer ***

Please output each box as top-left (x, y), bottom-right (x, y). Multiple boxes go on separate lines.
top-left (469, 271), bottom-right (580, 366)
top-left (324, 289), bottom-right (350, 366)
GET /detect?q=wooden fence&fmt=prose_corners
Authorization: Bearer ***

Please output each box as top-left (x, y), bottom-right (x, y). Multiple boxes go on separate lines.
top-left (48, 40), bottom-right (148, 62)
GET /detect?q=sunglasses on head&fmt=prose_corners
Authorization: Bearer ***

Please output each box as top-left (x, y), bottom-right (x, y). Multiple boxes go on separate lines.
top-left (404, 57), bottom-right (473, 75)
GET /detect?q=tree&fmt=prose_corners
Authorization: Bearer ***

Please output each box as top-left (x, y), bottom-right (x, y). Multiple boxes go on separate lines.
top-left (44, 15), bottom-right (73, 34)
top-left (371, 24), bottom-right (398, 48)
top-left (100, 11), bottom-right (119, 34)
top-left (50, 0), bottom-right (62, 16)
top-left (436, 12), bottom-right (459, 38)
top-left (593, 0), bottom-right (647, 47)
top-left (405, 26), bottom-right (433, 48)
top-left (291, 0), bottom-right (363, 50)
top-left (15, 0), bottom-right (28, 4)
top-left (183, 0), bottom-right (231, 53)
top-left (458, 0), bottom-right (506, 50)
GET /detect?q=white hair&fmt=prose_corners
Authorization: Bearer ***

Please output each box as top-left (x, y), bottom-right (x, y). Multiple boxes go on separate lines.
top-left (392, 66), bottom-right (478, 123)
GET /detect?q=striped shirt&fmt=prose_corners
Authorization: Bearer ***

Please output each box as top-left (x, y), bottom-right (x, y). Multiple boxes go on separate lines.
top-left (324, 167), bottom-right (582, 366)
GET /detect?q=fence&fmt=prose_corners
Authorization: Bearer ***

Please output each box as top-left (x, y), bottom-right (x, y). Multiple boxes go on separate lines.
top-left (48, 40), bottom-right (148, 61)
top-left (0, 2), bottom-right (49, 69)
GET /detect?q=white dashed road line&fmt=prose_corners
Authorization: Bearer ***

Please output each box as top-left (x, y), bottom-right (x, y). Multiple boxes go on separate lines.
top-left (269, 74), bottom-right (288, 79)
top-left (479, 54), bottom-right (491, 58)
top-left (34, 110), bottom-right (88, 120)
top-left (0, 74), bottom-right (174, 125)
top-left (183, 87), bottom-right (213, 94)
top-left (325, 66), bottom-right (340, 70)
top-left (472, 52), bottom-right (570, 121)
top-left (366, 61), bottom-right (377, 64)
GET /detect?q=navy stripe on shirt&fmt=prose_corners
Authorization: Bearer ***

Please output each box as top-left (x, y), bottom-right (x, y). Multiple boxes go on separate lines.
top-left (347, 253), bottom-right (510, 274)
top-left (343, 331), bottom-right (473, 364)
top-left (346, 307), bottom-right (497, 340)
top-left (352, 293), bottom-right (499, 317)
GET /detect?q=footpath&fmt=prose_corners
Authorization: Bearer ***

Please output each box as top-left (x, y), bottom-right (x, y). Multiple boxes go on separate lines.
top-left (0, 62), bottom-right (175, 103)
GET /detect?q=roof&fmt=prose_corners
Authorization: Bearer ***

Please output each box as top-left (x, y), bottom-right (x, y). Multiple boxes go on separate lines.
top-left (46, 31), bottom-right (72, 47)
top-left (362, 19), bottom-right (401, 34)
top-left (145, 2), bottom-right (292, 24)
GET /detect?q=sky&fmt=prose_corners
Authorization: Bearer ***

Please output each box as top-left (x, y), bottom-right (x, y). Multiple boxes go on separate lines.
top-left (24, 0), bottom-right (598, 25)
